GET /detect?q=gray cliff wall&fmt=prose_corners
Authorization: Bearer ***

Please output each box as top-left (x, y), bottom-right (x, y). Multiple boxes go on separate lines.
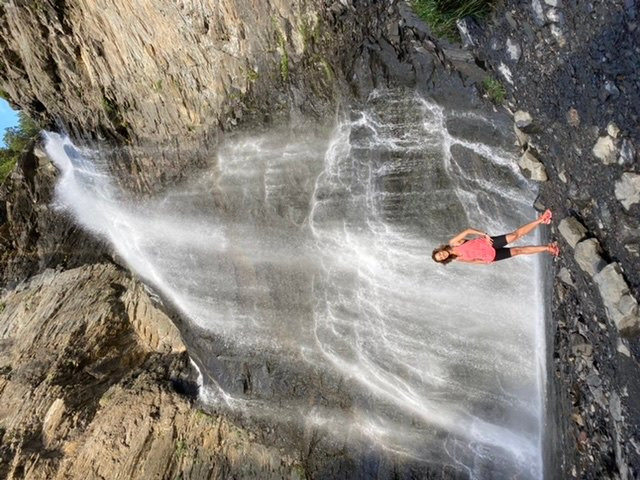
top-left (0, 0), bottom-right (371, 142)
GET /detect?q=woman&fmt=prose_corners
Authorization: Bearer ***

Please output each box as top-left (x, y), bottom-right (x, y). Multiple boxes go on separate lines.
top-left (432, 209), bottom-right (559, 265)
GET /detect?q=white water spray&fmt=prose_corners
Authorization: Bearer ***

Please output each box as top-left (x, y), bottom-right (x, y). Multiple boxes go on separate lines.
top-left (46, 90), bottom-right (545, 479)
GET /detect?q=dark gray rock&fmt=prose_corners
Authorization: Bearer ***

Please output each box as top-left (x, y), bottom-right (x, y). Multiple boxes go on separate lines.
top-left (618, 139), bottom-right (636, 166)
top-left (456, 17), bottom-right (482, 49)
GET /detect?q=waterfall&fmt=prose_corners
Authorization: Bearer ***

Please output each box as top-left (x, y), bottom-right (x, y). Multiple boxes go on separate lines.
top-left (45, 89), bottom-right (545, 479)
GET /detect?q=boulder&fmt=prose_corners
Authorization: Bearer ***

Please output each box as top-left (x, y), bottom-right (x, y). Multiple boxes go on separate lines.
top-left (514, 110), bottom-right (535, 132)
top-left (559, 217), bottom-right (588, 248)
top-left (574, 238), bottom-right (606, 276)
top-left (614, 173), bottom-right (640, 210)
top-left (558, 267), bottom-right (574, 287)
top-left (592, 135), bottom-right (618, 164)
top-left (594, 263), bottom-right (640, 337)
top-left (518, 150), bottom-right (548, 181)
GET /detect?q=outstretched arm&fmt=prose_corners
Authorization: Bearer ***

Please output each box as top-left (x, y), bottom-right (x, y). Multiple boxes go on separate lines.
top-left (448, 228), bottom-right (488, 246)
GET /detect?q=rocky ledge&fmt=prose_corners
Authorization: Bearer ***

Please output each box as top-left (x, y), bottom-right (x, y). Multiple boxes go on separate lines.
top-left (0, 264), bottom-right (304, 479)
top-left (461, 1), bottom-right (640, 478)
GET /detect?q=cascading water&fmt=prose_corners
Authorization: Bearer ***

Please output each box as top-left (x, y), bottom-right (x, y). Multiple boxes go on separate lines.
top-left (45, 90), bottom-right (545, 479)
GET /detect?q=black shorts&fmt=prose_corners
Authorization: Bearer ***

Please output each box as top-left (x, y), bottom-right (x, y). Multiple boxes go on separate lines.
top-left (491, 234), bottom-right (512, 262)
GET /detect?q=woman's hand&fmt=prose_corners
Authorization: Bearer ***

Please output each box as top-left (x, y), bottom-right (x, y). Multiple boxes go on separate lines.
top-left (482, 233), bottom-right (493, 244)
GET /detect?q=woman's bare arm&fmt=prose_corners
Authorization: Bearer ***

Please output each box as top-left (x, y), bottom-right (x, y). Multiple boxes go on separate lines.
top-left (448, 228), bottom-right (486, 246)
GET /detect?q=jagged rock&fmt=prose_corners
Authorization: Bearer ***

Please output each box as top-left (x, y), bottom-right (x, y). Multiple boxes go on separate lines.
top-left (559, 217), bottom-right (588, 248)
top-left (574, 238), bottom-right (606, 276)
top-left (514, 124), bottom-right (530, 148)
top-left (610, 392), bottom-right (623, 422)
top-left (592, 135), bottom-right (618, 164)
top-left (544, 0), bottom-right (560, 6)
top-left (601, 80), bottom-right (621, 101)
top-left (506, 38), bottom-right (521, 62)
top-left (518, 150), bottom-right (548, 181)
top-left (0, 264), bottom-right (300, 478)
top-left (514, 110), bottom-right (534, 131)
top-left (456, 17), bottom-right (482, 49)
top-left (566, 108), bottom-right (580, 127)
top-left (547, 8), bottom-right (565, 23)
top-left (550, 24), bottom-right (567, 46)
top-left (531, 0), bottom-right (546, 26)
top-left (617, 340), bottom-right (631, 357)
top-left (558, 171), bottom-right (568, 183)
top-left (594, 263), bottom-right (640, 337)
top-left (558, 267), bottom-right (574, 286)
top-left (615, 173), bottom-right (640, 210)
top-left (607, 123), bottom-right (621, 139)
top-left (618, 139), bottom-right (636, 166)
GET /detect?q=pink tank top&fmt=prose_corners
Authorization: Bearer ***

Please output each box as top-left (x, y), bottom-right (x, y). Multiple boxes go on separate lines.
top-left (455, 238), bottom-right (496, 263)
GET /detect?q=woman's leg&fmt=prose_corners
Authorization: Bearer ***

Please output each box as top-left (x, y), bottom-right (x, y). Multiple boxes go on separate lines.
top-left (510, 243), bottom-right (559, 257)
top-left (505, 209), bottom-right (552, 244)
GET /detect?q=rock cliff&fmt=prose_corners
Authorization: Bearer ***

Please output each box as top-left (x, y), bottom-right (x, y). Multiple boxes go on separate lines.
top-left (1, 0), bottom-right (639, 479)
top-left (0, 264), bottom-right (305, 479)
top-left (463, 1), bottom-right (640, 478)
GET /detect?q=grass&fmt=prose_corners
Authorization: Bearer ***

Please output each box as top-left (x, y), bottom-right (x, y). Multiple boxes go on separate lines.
top-left (482, 76), bottom-right (506, 104)
top-left (0, 111), bottom-right (40, 183)
top-left (412, 0), bottom-right (495, 40)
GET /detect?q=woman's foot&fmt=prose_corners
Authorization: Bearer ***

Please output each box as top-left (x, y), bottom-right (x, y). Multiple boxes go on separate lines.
top-left (547, 242), bottom-right (560, 256)
top-left (539, 209), bottom-right (553, 225)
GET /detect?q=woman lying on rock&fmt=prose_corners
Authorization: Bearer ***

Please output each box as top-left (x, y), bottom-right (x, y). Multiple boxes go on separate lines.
top-left (431, 209), bottom-right (559, 265)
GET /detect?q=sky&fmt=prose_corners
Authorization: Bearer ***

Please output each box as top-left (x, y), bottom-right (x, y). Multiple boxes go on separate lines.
top-left (0, 98), bottom-right (20, 148)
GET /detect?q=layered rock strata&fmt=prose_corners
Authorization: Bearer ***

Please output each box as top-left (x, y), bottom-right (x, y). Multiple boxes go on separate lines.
top-left (0, 264), bottom-right (302, 480)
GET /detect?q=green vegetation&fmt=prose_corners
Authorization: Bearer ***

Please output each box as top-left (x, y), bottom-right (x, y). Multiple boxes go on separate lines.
top-left (152, 79), bottom-right (163, 92)
top-left (0, 112), bottom-right (40, 183)
top-left (276, 31), bottom-right (290, 82)
top-left (175, 439), bottom-right (187, 458)
top-left (272, 19), bottom-right (290, 82)
top-left (246, 68), bottom-right (259, 83)
top-left (482, 76), bottom-right (506, 104)
top-left (0, 302), bottom-right (5, 313)
top-left (412, 0), bottom-right (495, 40)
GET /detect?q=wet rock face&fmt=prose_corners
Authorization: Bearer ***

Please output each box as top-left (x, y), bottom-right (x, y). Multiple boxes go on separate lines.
top-left (467, 0), bottom-right (640, 478)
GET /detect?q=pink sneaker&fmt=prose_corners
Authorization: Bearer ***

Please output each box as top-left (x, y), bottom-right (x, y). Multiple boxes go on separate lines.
top-left (540, 209), bottom-right (553, 225)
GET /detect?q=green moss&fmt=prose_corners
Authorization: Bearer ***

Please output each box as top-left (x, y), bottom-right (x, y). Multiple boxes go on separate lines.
top-left (412, 0), bottom-right (495, 41)
top-left (152, 79), bottom-right (163, 92)
top-left (0, 302), bottom-right (5, 314)
top-left (482, 76), bottom-right (506, 104)
top-left (273, 23), bottom-right (290, 82)
top-left (246, 68), bottom-right (259, 83)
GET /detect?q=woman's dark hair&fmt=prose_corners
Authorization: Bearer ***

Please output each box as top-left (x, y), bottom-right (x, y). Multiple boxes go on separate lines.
top-left (432, 244), bottom-right (456, 265)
